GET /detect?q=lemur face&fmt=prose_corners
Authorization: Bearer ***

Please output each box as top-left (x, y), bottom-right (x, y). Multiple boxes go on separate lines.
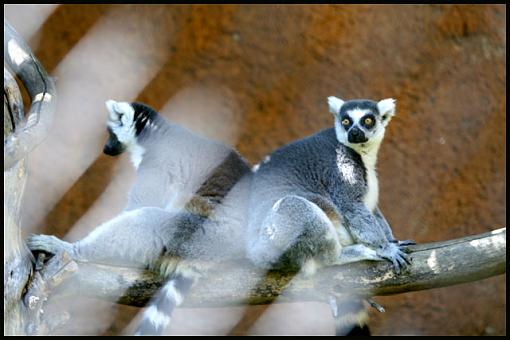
top-left (103, 100), bottom-right (156, 156)
top-left (328, 96), bottom-right (396, 151)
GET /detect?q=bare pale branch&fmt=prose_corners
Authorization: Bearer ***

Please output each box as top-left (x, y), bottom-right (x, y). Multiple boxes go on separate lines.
top-left (43, 228), bottom-right (506, 308)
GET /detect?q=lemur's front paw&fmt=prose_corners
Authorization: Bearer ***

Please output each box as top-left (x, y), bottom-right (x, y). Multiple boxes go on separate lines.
top-left (376, 243), bottom-right (411, 274)
top-left (27, 234), bottom-right (74, 256)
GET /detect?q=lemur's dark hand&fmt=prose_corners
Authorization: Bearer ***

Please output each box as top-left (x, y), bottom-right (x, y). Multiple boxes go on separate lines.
top-left (376, 242), bottom-right (411, 273)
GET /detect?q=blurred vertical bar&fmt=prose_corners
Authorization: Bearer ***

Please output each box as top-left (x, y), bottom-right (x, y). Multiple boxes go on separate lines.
top-left (4, 20), bottom-right (57, 334)
top-left (4, 20), bottom-right (57, 170)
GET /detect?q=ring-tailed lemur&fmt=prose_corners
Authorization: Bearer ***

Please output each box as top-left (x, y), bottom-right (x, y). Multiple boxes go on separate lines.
top-left (28, 100), bottom-right (253, 335)
top-left (103, 100), bottom-right (250, 215)
top-left (246, 96), bottom-right (415, 335)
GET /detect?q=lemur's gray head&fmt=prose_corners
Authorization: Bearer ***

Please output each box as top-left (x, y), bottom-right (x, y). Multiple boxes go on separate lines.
top-left (328, 96), bottom-right (396, 153)
top-left (103, 100), bottom-right (157, 156)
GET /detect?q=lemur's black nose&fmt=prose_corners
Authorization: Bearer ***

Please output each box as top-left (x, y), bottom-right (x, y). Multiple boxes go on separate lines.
top-left (103, 128), bottom-right (126, 156)
top-left (348, 127), bottom-right (368, 144)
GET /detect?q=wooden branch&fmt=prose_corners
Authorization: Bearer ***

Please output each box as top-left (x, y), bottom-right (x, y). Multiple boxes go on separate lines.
top-left (44, 228), bottom-right (506, 308)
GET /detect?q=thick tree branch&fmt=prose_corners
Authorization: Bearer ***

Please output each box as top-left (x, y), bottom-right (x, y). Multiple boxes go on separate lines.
top-left (36, 228), bottom-right (506, 308)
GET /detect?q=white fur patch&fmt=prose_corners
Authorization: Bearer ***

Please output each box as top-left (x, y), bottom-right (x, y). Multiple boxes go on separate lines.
top-left (377, 98), bottom-right (396, 125)
top-left (105, 100), bottom-right (141, 157)
top-left (336, 149), bottom-right (358, 185)
top-left (144, 305), bottom-right (170, 330)
top-left (106, 101), bottom-right (118, 120)
top-left (328, 96), bottom-right (345, 114)
top-left (377, 98), bottom-right (396, 116)
top-left (110, 123), bottom-right (136, 144)
top-left (334, 119), bottom-right (348, 145)
top-left (347, 108), bottom-right (371, 122)
top-left (116, 101), bottom-right (135, 123)
top-left (362, 157), bottom-right (379, 212)
top-left (130, 143), bottom-right (146, 169)
top-left (105, 99), bottom-right (135, 125)
top-left (105, 100), bottom-right (118, 120)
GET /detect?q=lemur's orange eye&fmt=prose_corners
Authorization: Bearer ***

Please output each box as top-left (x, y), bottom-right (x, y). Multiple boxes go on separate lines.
top-left (364, 117), bottom-right (373, 125)
top-left (341, 118), bottom-right (350, 126)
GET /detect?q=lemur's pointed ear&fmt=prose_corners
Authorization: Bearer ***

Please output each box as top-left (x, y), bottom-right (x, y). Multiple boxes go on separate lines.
top-left (377, 98), bottom-right (396, 125)
top-left (105, 99), bottom-right (119, 121)
top-left (328, 96), bottom-right (345, 116)
top-left (105, 99), bottom-right (134, 125)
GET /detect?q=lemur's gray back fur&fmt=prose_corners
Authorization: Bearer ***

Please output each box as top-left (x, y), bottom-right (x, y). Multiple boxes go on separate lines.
top-left (119, 102), bottom-right (250, 214)
top-left (247, 128), bottom-right (366, 269)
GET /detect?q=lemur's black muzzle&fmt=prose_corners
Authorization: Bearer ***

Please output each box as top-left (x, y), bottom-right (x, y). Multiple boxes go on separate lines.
top-left (103, 128), bottom-right (126, 156)
top-left (347, 127), bottom-right (368, 144)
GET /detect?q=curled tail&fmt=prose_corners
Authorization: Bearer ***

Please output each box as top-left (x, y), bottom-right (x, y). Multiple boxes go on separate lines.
top-left (331, 297), bottom-right (370, 336)
top-left (134, 273), bottom-right (196, 335)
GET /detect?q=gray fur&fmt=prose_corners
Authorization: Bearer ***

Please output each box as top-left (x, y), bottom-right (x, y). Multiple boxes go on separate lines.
top-left (109, 101), bottom-right (251, 213)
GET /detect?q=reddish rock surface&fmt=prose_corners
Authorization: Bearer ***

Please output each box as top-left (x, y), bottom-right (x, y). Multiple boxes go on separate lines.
top-left (6, 4), bottom-right (505, 335)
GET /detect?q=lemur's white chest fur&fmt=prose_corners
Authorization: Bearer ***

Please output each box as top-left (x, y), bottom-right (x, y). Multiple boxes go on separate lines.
top-left (335, 146), bottom-right (379, 212)
top-left (361, 152), bottom-right (379, 212)
top-left (129, 143), bottom-right (146, 170)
